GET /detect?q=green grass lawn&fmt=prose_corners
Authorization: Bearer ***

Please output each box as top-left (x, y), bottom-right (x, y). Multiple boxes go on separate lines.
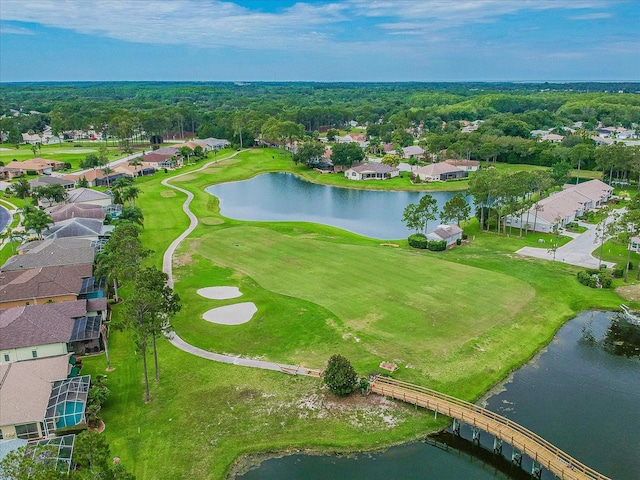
top-left (0, 142), bottom-right (138, 171)
top-left (79, 148), bottom-right (629, 479)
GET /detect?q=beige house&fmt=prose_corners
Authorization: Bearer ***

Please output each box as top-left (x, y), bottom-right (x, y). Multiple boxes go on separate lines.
top-left (444, 159), bottom-right (480, 172)
top-left (0, 263), bottom-right (93, 309)
top-left (344, 163), bottom-right (399, 180)
top-left (0, 355), bottom-right (70, 440)
top-left (415, 163), bottom-right (468, 182)
top-left (4, 158), bottom-right (64, 175)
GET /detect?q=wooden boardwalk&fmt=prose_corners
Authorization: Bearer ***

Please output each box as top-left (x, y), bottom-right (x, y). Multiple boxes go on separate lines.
top-left (371, 376), bottom-right (610, 480)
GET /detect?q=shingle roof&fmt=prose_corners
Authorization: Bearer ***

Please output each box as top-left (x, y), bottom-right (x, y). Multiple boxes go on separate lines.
top-left (43, 218), bottom-right (110, 240)
top-left (0, 355), bottom-right (70, 427)
top-left (431, 224), bottom-right (463, 240)
top-left (2, 238), bottom-right (95, 271)
top-left (564, 179), bottom-right (613, 202)
top-left (46, 203), bottom-right (105, 222)
top-left (403, 146), bottom-right (425, 156)
top-left (142, 153), bottom-right (174, 163)
top-left (349, 163), bottom-right (398, 174)
top-left (0, 300), bottom-right (87, 349)
top-left (415, 163), bottom-right (463, 176)
top-left (29, 177), bottom-right (75, 188)
top-left (0, 264), bottom-right (93, 304)
top-left (65, 188), bottom-right (111, 204)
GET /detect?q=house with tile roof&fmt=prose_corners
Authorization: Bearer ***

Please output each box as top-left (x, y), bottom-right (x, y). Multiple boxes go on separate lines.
top-left (4, 158), bottom-right (64, 175)
top-left (1, 238), bottom-right (95, 272)
top-left (0, 263), bottom-right (93, 309)
top-left (402, 145), bottom-right (425, 159)
top-left (140, 152), bottom-right (178, 170)
top-left (344, 163), bottom-right (399, 181)
top-left (415, 163), bottom-right (468, 182)
top-left (444, 159), bottom-right (480, 172)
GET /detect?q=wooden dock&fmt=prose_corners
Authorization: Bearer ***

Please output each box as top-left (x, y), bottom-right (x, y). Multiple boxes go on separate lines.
top-left (371, 376), bottom-right (610, 480)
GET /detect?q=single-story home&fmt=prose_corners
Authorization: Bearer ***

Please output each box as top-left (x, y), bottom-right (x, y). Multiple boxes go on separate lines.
top-left (402, 145), bottom-right (425, 159)
top-left (0, 263), bottom-right (93, 309)
top-left (192, 138), bottom-right (230, 150)
top-left (444, 159), bottom-right (480, 172)
top-left (2, 238), bottom-right (96, 272)
top-left (505, 179), bottom-right (613, 233)
top-left (0, 166), bottom-right (24, 180)
top-left (0, 355), bottom-right (71, 440)
top-left (4, 158), bottom-right (64, 175)
top-left (29, 176), bottom-right (75, 191)
top-left (64, 169), bottom-right (131, 188)
top-left (65, 188), bottom-right (112, 207)
top-left (140, 152), bottom-right (179, 170)
top-left (46, 204), bottom-right (106, 223)
top-left (415, 163), bottom-right (468, 182)
top-left (426, 224), bottom-right (463, 247)
top-left (42, 218), bottom-right (113, 242)
top-left (344, 163), bottom-right (400, 181)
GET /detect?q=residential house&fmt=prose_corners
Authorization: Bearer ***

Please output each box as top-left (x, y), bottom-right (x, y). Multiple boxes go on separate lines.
top-left (0, 299), bottom-right (104, 363)
top-left (444, 159), bottom-right (480, 172)
top-left (539, 133), bottom-right (564, 143)
top-left (402, 145), bottom-right (425, 159)
top-left (140, 152), bottom-right (178, 170)
top-left (426, 224), bottom-right (463, 247)
top-left (505, 179), bottom-right (612, 233)
top-left (4, 158), bottom-right (64, 175)
top-left (1, 238), bottom-right (95, 272)
top-left (64, 169), bottom-right (130, 188)
top-left (29, 176), bottom-right (75, 191)
top-left (0, 263), bottom-right (93, 309)
top-left (344, 163), bottom-right (399, 180)
top-left (46, 204), bottom-right (106, 223)
top-left (192, 138), bottom-right (230, 150)
top-left (0, 166), bottom-right (24, 180)
top-left (0, 355), bottom-right (71, 440)
top-left (65, 188), bottom-right (112, 207)
top-left (42, 218), bottom-right (113, 242)
top-left (415, 163), bottom-right (468, 182)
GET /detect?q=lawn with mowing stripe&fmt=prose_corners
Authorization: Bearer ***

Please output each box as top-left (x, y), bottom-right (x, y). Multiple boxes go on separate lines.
top-left (78, 147), bottom-right (629, 480)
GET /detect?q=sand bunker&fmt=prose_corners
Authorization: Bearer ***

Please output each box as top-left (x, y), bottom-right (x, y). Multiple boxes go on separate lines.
top-left (202, 302), bottom-right (257, 325)
top-left (197, 286), bottom-right (242, 300)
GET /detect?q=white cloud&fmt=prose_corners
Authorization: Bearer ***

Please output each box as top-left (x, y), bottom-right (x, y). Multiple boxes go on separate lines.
top-left (568, 12), bottom-right (613, 20)
top-left (0, 23), bottom-right (35, 35)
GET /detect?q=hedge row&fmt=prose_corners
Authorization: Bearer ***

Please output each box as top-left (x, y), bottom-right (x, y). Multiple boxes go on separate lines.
top-left (408, 234), bottom-right (448, 251)
top-left (577, 270), bottom-right (612, 289)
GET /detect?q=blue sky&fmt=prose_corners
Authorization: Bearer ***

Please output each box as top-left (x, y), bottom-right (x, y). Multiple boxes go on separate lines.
top-left (0, 0), bottom-right (638, 82)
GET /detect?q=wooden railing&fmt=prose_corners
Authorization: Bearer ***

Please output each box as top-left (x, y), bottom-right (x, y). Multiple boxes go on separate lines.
top-left (371, 376), bottom-right (610, 480)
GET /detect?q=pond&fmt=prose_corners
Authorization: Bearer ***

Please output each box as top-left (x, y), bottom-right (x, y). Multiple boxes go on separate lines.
top-left (235, 311), bottom-right (640, 480)
top-left (205, 173), bottom-right (471, 240)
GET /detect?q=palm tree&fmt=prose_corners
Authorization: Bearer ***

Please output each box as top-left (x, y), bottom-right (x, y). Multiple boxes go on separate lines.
top-left (124, 185), bottom-right (140, 206)
top-left (129, 157), bottom-right (143, 177)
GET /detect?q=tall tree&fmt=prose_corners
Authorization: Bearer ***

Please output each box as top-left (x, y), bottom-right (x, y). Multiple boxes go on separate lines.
top-left (23, 208), bottom-right (53, 240)
top-left (11, 177), bottom-right (31, 199)
top-left (331, 142), bottom-right (365, 168)
top-left (440, 193), bottom-right (471, 226)
top-left (402, 194), bottom-right (438, 234)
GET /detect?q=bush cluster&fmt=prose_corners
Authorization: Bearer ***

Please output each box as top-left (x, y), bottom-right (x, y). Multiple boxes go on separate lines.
top-left (408, 233), bottom-right (428, 249)
top-left (428, 240), bottom-right (447, 251)
top-left (577, 270), bottom-right (612, 288)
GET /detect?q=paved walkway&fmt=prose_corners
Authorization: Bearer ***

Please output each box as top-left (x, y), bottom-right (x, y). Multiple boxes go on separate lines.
top-left (516, 210), bottom-right (622, 269)
top-left (159, 151), bottom-right (322, 378)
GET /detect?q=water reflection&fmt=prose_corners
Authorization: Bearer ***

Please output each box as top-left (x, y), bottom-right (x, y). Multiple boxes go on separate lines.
top-left (206, 173), bottom-right (470, 239)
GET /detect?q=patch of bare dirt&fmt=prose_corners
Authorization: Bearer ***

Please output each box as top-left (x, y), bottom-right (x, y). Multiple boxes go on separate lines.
top-left (616, 284), bottom-right (640, 302)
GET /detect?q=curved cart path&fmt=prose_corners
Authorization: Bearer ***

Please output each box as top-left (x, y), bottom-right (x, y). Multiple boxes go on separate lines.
top-left (160, 151), bottom-right (322, 378)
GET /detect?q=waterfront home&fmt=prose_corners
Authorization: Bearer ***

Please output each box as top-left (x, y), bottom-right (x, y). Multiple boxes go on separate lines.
top-left (444, 159), bottom-right (480, 172)
top-left (344, 163), bottom-right (399, 180)
top-left (415, 163), bottom-right (468, 182)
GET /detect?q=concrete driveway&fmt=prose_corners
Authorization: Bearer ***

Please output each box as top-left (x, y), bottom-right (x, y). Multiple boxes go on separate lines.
top-left (516, 211), bottom-right (621, 269)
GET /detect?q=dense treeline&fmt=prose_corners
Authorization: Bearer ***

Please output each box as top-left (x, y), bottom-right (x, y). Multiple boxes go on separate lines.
top-left (1, 82), bottom-right (639, 175)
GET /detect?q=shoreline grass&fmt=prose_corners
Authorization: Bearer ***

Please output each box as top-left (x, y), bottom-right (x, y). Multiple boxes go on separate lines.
top-left (80, 148), bottom-right (628, 479)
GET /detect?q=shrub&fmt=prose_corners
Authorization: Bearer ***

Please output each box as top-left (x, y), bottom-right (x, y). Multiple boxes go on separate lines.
top-left (428, 240), bottom-right (447, 251)
top-left (600, 276), bottom-right (612, 288)
top-left (461, 233), bottom-right (468, 240)
top-left (628, 261), bottom-right (634, 271)
top-left (586, 268), bottom-right (600, 276)
top-left (26, 170), bottom-right (37, 175)
top-left (456, 238), bottom-right (462, 246)
top-left (324, 354), bottom-right (357, 396)
top-left (612, 268), bottom-right (624, 278)
top-left (577, 271), bottom-right (591, 286)
top-left (408, 233), bottom-right (428, 249)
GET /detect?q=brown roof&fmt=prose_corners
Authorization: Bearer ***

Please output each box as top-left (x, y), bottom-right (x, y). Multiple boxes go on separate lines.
top-left (46, 203), bottom-right (105, 222)
top-left (0, 355), bottom-right (70, 427)
top-left (444, 159), bottom-right (480, 167)
top-left (416, 163), bottom-right (463, 176)
top-left (0, 264), bottom-right (93, 304)
top-left (142, 153), bottom-right (174, 163)
top-left (0, 300), bottom-right (87, 350)
top-left (431, 224), bottom-right (463, 240)
top-left (3, 238), bottom-right (95, 271)
top-left (349, 163), bottom-right (398, 174)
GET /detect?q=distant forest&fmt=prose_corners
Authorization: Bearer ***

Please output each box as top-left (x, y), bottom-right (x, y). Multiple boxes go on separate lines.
top-left (1, 81), bottom-right (639, 172)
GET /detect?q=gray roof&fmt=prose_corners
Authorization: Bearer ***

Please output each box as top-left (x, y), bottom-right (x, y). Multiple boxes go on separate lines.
top-left (430, 224), bottom-right (463, 240)
top-left (43, 218), bottom-right (112, 240)
top-left (349, 163), bottom-right (398, 174)
top-left (3, 238), bottom-right (95, 271)
top-left (29, 177), bottom-right (75, 188)
top-left (0, 263), bottom-right (93, 304)
top-left (0, 300), bottom-right (87, 349)
top-left (66, 188), bottom-right (111, 204)
top-left (46, 203), bottom-right (105, 222)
